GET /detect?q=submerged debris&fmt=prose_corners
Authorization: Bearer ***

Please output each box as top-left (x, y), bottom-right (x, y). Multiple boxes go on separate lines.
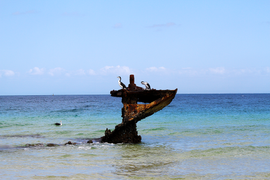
top-left (64, 141), bottom-right (77, 145)
top-left (25, 143), bottom-right (44, 147)
top-left (24, 143), bottom-right (60, 147)
top-left (87, 140), bottom-right (93, 143)
top-left (47, 143), bottom-right (60, 147)
top-left (101, 120), bottom-right (141, 144)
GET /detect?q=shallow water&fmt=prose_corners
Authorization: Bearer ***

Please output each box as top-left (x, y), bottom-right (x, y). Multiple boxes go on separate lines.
top-left (1, 94), bottom-right (270, 179)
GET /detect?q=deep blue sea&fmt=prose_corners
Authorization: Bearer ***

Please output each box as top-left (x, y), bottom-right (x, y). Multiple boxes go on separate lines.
top-left (1, 94), bottom-right (270, 179)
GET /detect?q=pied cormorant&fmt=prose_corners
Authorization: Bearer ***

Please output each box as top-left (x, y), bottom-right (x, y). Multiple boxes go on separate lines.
top-left (54, 121), bottom-right (62, 126)
top-left (117, 76), bottom-right (127, 89)
top-left (141, 81), bottom-right (151, 90)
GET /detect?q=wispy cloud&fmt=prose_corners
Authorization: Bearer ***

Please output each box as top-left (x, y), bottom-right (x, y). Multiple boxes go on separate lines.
top-left (179, 67), bottom-right (229, 76)
top-left (27, 67), bottom-right (96, 77)
top-left (208, 67), bottom-right (226, 74)
top-left (146, 67), bottom-right (167, 72)
top-left (177, 67), bottom-right (270, 77)
top-left (74, 69), bottom-right (86, 76)
top-left (0, 70), bottom-right (15, 77)
top-left (13, 67), bottom-right (270, 79)
top-left (48, 67), bottom-right (65, 76)
top-left (178, 67), bottom-right (202, 76)
top-left (230, 68), bottom-right (263, 76)
top-left (88, 69), bottom-right (96, 75)
top-left (28, 67), bottom-right (45, 75)
top-left (12, 10), bottom-right (38, 15)
top-left (148, 22), bottom-right (177, 28)
top-left (100, 65), bottom-right (132, 75)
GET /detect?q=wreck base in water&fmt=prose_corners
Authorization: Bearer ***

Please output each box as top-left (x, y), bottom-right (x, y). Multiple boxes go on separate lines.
top-left (101, 74), bottom-right (177, 143)
top-left (101, 120), bottom-right (141, 144)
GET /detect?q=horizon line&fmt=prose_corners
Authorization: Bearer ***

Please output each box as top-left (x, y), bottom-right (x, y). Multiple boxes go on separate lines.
top-left (0, 92), bottom-right (270, 96)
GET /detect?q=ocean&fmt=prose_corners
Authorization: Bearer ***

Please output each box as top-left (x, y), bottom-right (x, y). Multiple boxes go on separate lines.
top-left (1, 94), bottom-right (270, 179)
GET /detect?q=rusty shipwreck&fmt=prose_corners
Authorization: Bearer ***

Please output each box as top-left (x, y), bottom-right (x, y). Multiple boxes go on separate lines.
top-left (101, 74), bottom-right (177, 144)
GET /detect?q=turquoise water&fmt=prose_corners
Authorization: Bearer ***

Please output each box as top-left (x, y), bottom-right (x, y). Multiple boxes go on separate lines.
top-left (1, 94), bottom-right (270, 179)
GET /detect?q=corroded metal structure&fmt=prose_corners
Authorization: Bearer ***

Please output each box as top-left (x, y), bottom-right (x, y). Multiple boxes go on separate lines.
top-left (101, 74), bottom-right (177, 143)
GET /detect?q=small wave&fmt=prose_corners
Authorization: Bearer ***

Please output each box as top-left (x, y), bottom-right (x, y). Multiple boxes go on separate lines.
top-left (187, 145), bottom-right (270, 158)
top-left (78, 146), bottom-right (92, 150)
top-left (52, 108), bottom-right (83, 113)
top-left (94, 129), bottom-right (108, 133)
top-left (78, 152), bottom-right (97, 157)
top-left (142, 127), bottom-right (167, 132)
top-left (83, 105), bottom-right (96, 108)
top-left (0, 123), bottom-right (33, 128)
top-left (54, 131), bottom-right (72, 135)
top-left (0, 134), bottom-right (45, 138)
top-left (60, 154), bottom-right (73, 158)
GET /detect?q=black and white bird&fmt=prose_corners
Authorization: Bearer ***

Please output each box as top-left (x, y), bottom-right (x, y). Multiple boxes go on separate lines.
top-left (117, 76), bottom-right (127, 89)
top-left (54, 121), bottom-right (62, 126)
top-left (141, 81), bottom-right (151, 90)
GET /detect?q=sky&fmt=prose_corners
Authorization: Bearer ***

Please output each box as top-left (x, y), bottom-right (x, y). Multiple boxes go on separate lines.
top-left (0, 0), bottom-right (269, 95)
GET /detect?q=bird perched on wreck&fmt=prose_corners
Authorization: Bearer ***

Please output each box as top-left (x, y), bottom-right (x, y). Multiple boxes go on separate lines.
top-left (117, 76), bottom-right (127, 89)
top-left (141, 81), bottom-right (151, 90)
top-left (54, 121), bottom-right (62, 126)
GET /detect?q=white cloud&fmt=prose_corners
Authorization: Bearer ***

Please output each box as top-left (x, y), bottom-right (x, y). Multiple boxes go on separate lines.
top-left (75, 69), bottom-right (86, 76)
top-left (0, 70), bottom-right (15, 77)
top-left (146, 67), bottom-right (166, 72)
top-left (209, 67), bottom-right (226, 74)
top-left (178, 68), bottom-right (201, 76)
top-left (28, 67), bottom-right (45, 75)
top-left (48, 67), bottom-right (65, 76)
top-left (66, 69), bottom-right (96, 76)
top-left (177, 67), bottom-right (270, 77)
top-left (27, 68), bottom-right (96, 77)
top-left (100, 65), bottom-right (132, 75)
top-left (177, 67), bottom-right (226, 76)
top-left (4, 70), bottom-right (15, 76)
top-left (231, 68), bottom-right (262, 76)
top-left (149, 22), bottom-right (176, 28)
top-left (88, 69), bottom-right (96, 75)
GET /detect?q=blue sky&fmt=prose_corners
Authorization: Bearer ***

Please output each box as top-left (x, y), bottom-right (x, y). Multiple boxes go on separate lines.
top-left (0, 0), bottom-right (269, 95)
